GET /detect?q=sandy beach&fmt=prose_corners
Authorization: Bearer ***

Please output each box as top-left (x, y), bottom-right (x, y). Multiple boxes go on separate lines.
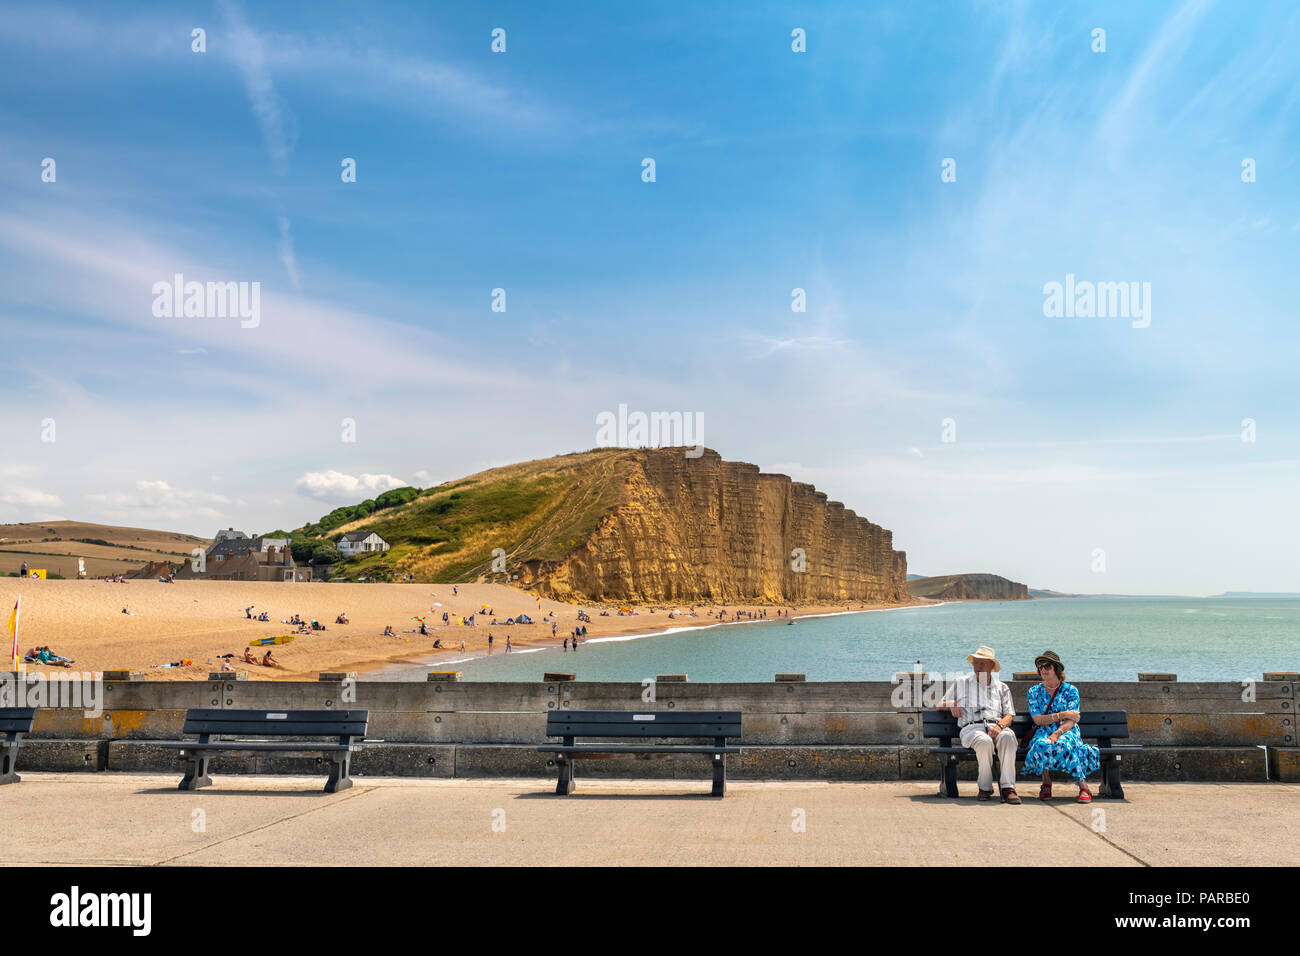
top-left (4, 579), bottom-right (929, 680)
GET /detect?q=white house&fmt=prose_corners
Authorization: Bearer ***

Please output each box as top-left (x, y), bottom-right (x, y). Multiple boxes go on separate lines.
top-left (337, 531), bottom-right (389, 557)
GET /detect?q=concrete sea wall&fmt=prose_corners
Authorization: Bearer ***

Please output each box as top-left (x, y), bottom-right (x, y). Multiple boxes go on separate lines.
top-left (14, 678), bottom-right (1299, 783)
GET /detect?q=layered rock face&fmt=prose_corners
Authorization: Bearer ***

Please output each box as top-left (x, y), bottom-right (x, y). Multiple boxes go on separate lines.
top-left (908, 573), bottom-right (1029, 601)
top-left (534, 449), bottom-right (908, 604)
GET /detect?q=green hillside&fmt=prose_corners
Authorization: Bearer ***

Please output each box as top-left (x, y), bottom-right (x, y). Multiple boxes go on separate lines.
top-left (283, 449), bottom-right (634, 583)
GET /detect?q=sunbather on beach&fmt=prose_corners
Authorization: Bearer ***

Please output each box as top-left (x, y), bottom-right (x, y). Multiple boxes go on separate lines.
top-left (242, 648), bottom-right (259, 664)
top-left (383, 625), bottom-right (395, 637)
top-left (262, 650), bottom-right (279, 667)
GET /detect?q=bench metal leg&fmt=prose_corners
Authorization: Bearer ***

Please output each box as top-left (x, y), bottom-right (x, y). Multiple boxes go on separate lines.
top-left (555, 756), bottom-right (576, 795)
top-left (939, 757), bottom-right (959, 798)
top-left (178, 753), bottom-right (212, 791)
top-left (711, 753), bottom-right (726, 797)
top-left (0, 743), bottom-right (20, 786)
top-left (1099, 757), bottom-right (1125, 799)
top-left (325, 751), bottom-right (354, 793)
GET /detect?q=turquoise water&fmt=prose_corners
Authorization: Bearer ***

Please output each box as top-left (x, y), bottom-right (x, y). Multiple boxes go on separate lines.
top-left (404, 598), bottom-right (1300, 683)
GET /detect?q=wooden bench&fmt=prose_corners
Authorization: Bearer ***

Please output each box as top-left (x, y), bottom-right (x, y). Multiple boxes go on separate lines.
top-left (538, 710), bottom-right (742, 796)
top-left (160, 709), bottom-right (369, 793)
top-left (0, 707), bottom-right (37, 786)
top-left (923, 710), bottom-right (1142, 798)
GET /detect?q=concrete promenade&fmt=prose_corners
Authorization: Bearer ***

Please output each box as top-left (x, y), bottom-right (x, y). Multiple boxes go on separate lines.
top-left (4, 772), bottom-right (1295, 866)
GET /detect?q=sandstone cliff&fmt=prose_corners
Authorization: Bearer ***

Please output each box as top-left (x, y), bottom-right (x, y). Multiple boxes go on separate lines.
top-left (313, 447), bottom-right (909, 604)
top-left (907, 573), bottom-right (1029, 601)
top-left (524, 448), bottom-right (909, 604)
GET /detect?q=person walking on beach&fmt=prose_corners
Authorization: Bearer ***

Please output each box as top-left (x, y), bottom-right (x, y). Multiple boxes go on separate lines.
top-left (487, 633), bottom-right (494, 654)
top-left (939, 645), bottom-right (1020, 804)
top-left (505, 635), bottom-right (512, 653)
top-left (563, 637), bottom-right (569, 652)
top-left (1023, 651), bottom-right (1099, 802)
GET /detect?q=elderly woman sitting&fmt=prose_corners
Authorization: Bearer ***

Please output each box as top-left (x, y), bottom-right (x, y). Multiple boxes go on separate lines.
top-left (1023, 651), bottom-right (1100, 802)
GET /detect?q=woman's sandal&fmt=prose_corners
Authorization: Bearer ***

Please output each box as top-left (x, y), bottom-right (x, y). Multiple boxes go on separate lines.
top-left (1077, 782), bottom-right (1092, 803)
top-left (1038, 782), bottom-right (1052, 800)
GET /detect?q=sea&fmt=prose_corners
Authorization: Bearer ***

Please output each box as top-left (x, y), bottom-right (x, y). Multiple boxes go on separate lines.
top-left (373, 597), bottom-right (1299, 683)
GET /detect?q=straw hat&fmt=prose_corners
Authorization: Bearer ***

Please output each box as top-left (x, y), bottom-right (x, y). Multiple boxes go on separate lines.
top-left (966, 645), bottom-right (1001, 670)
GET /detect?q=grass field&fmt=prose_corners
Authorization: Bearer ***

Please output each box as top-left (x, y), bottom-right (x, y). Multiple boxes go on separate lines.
top-left (0, 520), bottom-right (205, 578)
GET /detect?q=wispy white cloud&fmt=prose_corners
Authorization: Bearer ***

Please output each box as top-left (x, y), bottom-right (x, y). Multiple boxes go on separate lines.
top-left (295, 470), bottom-right (407, 502)
top-left (276, 215), bottom-right (300, 289)
top-left (217, 0), bottom-right (296, 171)
top-left (1, 488), bottom-right (64, 510)
top-left (85, 480), bottom-right (232, 522)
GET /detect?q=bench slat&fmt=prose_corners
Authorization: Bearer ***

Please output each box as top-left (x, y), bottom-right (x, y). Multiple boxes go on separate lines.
top-left (540, 745), bottom-right (742, 754)
top-left (545, 710), bottom-right (741, 723)
top-left (160, 742), bottom-right (359, 752)
top-left (181, 709), bottom-right (369, 736)
top-left (0, 707), bottom-right (37, 735)
top-left (182, 720), bottom-right (369, 736)
top-left (546, 724), bottom-right (740, 738)
top-left (183, 709), bottom-right (368, 723)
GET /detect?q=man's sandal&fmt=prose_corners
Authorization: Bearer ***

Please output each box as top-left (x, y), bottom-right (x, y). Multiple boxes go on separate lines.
top-left (977, 789), bottom-right (994, 801)
top-left (1038, 783), bottom-right (1052, 800)
top-left (1001, 788), bottom-right (1022, 805)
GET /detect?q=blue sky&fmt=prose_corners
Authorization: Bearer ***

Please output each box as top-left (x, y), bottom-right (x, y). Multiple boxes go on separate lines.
top-left (1, 0), bottom-right (1298, 595)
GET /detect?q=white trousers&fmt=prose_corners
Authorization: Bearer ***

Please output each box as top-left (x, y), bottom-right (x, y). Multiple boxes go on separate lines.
top-left (960, 724), bottom-right (1018, 791)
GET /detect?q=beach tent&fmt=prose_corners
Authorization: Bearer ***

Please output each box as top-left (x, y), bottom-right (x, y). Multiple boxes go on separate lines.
top-left (618, 606), bottom-right (631, 614)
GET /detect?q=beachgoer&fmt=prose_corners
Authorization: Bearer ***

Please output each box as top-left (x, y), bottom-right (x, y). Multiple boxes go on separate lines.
top-left (433, 638), bottom-right (442, 649)
top-left (384, 625), bottom-right (395, 637)
top-left (939, 645), bottom-right (1020, 803)
top-left (245, 605), bottom-right (254, 619)
top-left (20, 561), bottom-right (28, 578)
top-left (1023, 651), bottom-right (1098, 802)
top-left (242, 648), bottom-right (259, 664)
top-left (505, 635), bottom-right (512, 653)
top-left (563, 637), bottom-right (569, 652)
top-left (459, 640), bottom-right (465, 652)
top-left (262, 650), bottom-right (278, 667)
top-left (487, 633), bottom-right (494, 653)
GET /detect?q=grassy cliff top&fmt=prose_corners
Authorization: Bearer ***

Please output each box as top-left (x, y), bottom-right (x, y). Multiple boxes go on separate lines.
top-left (306, 448), bottom-right (637, 582)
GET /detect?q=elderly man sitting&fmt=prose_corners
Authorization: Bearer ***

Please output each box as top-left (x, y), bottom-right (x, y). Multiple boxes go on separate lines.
top-left (940, 645), bottom-right (1021, 804)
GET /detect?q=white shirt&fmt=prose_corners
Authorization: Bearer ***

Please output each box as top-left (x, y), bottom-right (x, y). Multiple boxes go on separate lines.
top-left (947, 674), bottom-right (1014, 727)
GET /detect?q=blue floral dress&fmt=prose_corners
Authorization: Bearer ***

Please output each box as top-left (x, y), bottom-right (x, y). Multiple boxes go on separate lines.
top-left (1023, 682), bottom-right (1099, 780)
